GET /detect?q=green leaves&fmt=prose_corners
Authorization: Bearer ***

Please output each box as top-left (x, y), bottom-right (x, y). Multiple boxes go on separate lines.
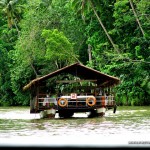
top-left (0, 0), bottom-right (25, 30)
top-left (41, 29), bottom-right (79, 63)
top-left (0, 0), bottom-right (149, 106)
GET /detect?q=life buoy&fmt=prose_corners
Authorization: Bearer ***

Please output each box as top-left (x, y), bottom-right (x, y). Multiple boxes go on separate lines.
top-left (86, 96), bottom-right (96, 107)
top-left (58, 98), bottom-right (68, 107)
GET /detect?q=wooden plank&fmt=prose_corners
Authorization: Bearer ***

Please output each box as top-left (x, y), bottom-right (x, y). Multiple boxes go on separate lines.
top-left (56, 80), bottom-right (97, 83)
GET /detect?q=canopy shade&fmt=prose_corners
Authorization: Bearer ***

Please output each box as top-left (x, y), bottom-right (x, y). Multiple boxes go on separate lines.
top-left (23, 62), bottom-right (120, 91)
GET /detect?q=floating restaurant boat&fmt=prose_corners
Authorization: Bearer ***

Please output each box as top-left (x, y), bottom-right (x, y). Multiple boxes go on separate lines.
top-left (23, 62), bottom-right (120, 118)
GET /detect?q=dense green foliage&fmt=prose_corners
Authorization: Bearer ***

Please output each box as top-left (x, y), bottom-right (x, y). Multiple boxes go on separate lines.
top-left (0, 0), bottom-right (149, 106)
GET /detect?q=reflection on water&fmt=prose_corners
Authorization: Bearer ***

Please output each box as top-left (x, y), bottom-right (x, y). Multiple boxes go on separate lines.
top-left (0, 106), bottom-right (150, 147)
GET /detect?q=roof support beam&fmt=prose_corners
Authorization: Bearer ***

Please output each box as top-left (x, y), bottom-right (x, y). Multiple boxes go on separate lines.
top-left (56, 80), bottom-right (97, 83)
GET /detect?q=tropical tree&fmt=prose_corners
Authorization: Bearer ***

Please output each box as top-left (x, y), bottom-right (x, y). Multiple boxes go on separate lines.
top-left (0, 6), bottom-right (18, 106)
top-left (9, 0), bottom-right (80, 105)
top-left (0, 0), bottom-right (25, 34)
top-left (106, 0), bottom-right (150, 105)
top-left (41, 29), bottom-right (79, 68)
top-left (70, 0), bottom-right (120, 54)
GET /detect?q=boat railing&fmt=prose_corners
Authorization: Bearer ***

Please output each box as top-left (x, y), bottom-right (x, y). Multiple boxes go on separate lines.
top-left (37, 94), bottom-right (115, 109)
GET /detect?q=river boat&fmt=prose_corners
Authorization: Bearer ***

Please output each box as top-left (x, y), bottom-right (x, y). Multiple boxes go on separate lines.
top-left (23, 62), bottom-right (120, 118)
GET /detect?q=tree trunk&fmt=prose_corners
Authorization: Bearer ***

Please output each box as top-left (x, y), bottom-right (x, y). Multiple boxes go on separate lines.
top-left (129, 0), bottom-right (145, 36)
top-left (89, 0), bottom-right (120, 54)
top-left (30, 63), bottom-right (38, 77)
top-left (88, 44), bottom-right (92, 61)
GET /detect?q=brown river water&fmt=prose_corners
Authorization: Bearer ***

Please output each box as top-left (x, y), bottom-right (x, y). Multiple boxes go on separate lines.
top-left (0, 106), bottom-right (150, 148)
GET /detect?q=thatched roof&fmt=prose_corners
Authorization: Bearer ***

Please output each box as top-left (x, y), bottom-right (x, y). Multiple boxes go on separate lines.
top-left (23, 62), bottom-right (120, 91)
